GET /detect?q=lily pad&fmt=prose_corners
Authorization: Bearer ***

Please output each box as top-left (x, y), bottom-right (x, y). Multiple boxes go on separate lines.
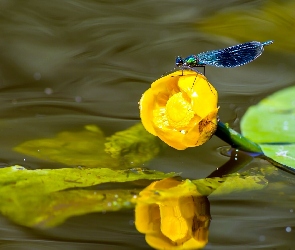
top-left (0, 165), bottom-right (177, 228)
top-left (241, 85), bottom-right (295, 168)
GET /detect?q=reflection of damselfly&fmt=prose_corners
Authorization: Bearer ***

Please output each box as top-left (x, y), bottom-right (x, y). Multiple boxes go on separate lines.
top-left (176, 40), bottom-right (273, 75)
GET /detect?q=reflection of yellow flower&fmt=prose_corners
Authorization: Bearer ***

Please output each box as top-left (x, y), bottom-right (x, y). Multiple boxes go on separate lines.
top-left (135, 178), bottom-right (211, 250)
top-left (139, 70), bottom-right (218, 150)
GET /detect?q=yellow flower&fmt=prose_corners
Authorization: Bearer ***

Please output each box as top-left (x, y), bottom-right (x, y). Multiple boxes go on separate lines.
top-left (139, 70), bottom-right (218, 150)
top-left (135, 178), bottom-right (211, 250)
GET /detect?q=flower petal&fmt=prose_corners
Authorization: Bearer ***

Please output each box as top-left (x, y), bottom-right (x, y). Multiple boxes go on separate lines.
top-left (183, 108), bottom-right (219, 147)
top-left (139, 88), bottom-right (157, 135)
top-left (135, 203), bottom-right (161, 234)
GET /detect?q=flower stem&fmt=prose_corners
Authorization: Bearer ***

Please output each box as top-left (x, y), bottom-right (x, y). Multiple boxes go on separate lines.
top-left (215, 121), bottom-right (263, 154)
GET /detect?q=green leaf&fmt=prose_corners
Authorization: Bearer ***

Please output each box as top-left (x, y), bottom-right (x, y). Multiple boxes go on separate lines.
top-left (105, 123), bottom-right (166, 167)
top-left (241, 85), bottom-right (295, 168)
top-left (14, 124), bottom-right (163, 169)
top-left (14, 125), bottom-right (121, 168)
top-left (0, 164), bottom-right (272, 228)
top-left (259, 144), bottom-right (295, 170)
top-left (198, 0), bottom-right (295, 52)
top-left (0, 165), bottom-right (177, 228)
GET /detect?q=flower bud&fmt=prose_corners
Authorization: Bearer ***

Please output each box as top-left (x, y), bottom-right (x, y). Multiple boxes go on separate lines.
top-left (139, 70), bottom-right (218, 150)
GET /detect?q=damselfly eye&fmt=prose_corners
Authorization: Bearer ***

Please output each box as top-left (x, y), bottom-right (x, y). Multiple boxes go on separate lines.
top-left (175, 56), bottom-right (183, 67)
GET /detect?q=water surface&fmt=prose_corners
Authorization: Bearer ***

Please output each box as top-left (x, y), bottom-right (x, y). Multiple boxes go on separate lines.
top-left (0, 0), bottom-right (295, 249)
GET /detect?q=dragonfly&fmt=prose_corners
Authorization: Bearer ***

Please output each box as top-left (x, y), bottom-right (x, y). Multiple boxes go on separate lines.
top-left (176, 40), bottom-right (273, 75)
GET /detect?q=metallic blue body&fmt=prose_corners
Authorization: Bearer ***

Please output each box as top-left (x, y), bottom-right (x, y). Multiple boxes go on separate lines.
top-left (176, 41), bottom-right (273, 69)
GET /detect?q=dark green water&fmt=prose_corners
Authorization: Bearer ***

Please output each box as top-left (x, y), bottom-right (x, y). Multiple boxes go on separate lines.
top-left (0, 0), bottom-right (295, 249)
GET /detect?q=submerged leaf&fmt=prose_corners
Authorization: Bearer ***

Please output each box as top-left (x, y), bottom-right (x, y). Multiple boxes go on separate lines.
top-left (241, 85), bottom-right (295, 169)
top-left (14, 125), bottom-right (120, 168)
top-left (14, 124), bottom-right (163, 169)
top-left (105, 123), bottom-right (165, 167)
top-left (192, 167), bottom-right (270, 196)
top-left (0, 165), bottom-right (177, 228)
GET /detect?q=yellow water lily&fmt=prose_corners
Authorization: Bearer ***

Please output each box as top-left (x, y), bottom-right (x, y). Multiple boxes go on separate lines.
top-left (139, 70), bottom-right (218, 150)
top-left (135, 178), bottom-right (211, 250)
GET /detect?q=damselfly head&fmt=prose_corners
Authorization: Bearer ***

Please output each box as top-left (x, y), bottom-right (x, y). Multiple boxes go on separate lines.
top-left (175, 56), bottom-right (184, 67)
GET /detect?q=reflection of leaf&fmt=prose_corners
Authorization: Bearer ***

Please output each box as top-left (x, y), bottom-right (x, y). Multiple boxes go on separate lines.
top-left (0, 165), bottom-right (177, 228)
top-left (105, 123), bottom-right (165, 167)
top-left (14, 124), bottom-right (163, 168)
top-left (8, 189), bottom-right (136, 228)
top-left (241, 85), bottom-right (295, 169)
top-left (134, 167), bottom-right (271, 201)
top-left (198, 0), bottom-right (295, 52)
top-left (193, 166), bottom-right (272, 196)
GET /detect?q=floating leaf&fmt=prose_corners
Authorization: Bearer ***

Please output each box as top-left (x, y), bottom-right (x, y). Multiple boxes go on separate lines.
top-left (105, 123), bottom-right (165, 167)
top-left (241, 85), bottom-right (295, 169)
top-left (0, 163), bottom-right (271, 229)
top-left (198, 0), bottom-right (295, 52)
top-left (0, 165), bottom-right (177, 228)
